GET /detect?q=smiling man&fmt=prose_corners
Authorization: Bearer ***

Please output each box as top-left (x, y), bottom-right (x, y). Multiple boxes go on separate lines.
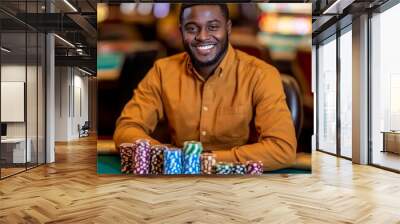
top-left (114, 4), bottom-right (297, 171)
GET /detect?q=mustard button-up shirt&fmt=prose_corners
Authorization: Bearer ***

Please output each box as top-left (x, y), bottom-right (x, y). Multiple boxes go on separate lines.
top-left (114, 44), bottom-right (297, 170)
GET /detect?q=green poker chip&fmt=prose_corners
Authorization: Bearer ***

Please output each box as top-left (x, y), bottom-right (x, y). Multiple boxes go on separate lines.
top-left (183, 141), bottom-right (203, 155)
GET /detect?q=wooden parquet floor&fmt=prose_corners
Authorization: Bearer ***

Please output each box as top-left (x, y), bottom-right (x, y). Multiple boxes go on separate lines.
top-left (1, 136), bottom-right (400, 224)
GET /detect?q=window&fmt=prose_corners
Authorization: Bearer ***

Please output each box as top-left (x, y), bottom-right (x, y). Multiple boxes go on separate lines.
top-left (317, 36), bottom-right (337, 154)
top-left (0, 1), bottom-right (46, 179)
top-left (339, 28), bottom-right (352, 158)
top-left (370, 2), bottom-right (400, 171)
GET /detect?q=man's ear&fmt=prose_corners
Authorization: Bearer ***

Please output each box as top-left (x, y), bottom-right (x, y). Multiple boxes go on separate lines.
top-left (227, 19), bottom-right (232, 35)
top-left (179, 24), bottom-right (183, 36)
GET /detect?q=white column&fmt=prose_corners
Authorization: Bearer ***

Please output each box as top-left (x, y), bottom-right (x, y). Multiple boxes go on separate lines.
top-left (352, 14), bottom-right (369, 164)
top-left (45, 0), bottom-right (56, 163)
top-left (46, 32), bottom-right (55, 163)
top-left (312, 45), bottom-right (317, 151)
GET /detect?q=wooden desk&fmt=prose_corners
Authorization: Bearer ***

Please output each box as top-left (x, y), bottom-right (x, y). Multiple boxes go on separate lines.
top-left (382, 131), bottom-right (400, 154)
top-left (1, 138), bottom-right (31, 163)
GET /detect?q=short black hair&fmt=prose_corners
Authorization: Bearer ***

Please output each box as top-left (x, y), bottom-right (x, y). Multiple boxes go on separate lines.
top-left (179, 3), bottom-right (229, 24)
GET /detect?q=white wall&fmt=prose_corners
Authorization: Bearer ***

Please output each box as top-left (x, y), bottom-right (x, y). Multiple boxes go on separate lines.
top-left (55, 67), bottom-right (70, 141)
top-left (1, 65), bottom-right (26, 81)
top-left (73, 73), bottom-right (89, 137)
top-left (1, 64), bottom-right (46, 164)
top-left (54, 67), bottom-right (89, 141)
top-left (1, 65), bottom-right (38, 138)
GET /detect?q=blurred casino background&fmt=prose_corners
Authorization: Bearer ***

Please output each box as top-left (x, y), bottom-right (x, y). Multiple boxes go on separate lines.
top-left (97, 3), bottom-right (312, 154)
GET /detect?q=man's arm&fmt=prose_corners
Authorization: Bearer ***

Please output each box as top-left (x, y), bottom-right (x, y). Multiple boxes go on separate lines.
top-left (113, 64), bottom-right (164, 148)
top-left (213, 66), bottom-right (297, 171)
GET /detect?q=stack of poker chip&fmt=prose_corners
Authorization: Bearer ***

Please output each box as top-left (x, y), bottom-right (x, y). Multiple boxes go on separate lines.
top-left (182, 141), bottom-right (203, 174)
top-left (183, 141), bottom-right (203, 154)
top-left (215, 162), bottom-right (233, 175)
top-left (182, 154), bottom-right (201, 174)
top-left (200, 153), bottom-right (216, 175)
top-left (246, 161), bottom-right (264, 175)
top-left (150, 145), bottom-right (166, 175)
top-left (119, 143), bottom-right (135, 174)
top-left (232, 162), bottom-right (247, 175)
top-left (133, 139), bottom-right (151, 175)
top-left (163, 148), bottom-right (183, 174)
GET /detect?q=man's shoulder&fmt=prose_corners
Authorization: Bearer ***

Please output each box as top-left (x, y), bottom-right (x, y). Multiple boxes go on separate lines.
top-left (234, 49), bottom-right (279, 77)
top-left (154, 52), bottom-right (187, 68)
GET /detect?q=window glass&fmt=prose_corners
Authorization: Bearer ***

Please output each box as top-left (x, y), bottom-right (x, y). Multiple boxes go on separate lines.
top-left (339, 29), bottom-right (352, 158)
top-left (317, 37), bottom-right (337, 154)
top-left (371, 3), bottom-right (400, 171)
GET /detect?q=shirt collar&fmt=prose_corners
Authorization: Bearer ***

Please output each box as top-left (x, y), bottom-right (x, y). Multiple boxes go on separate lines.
top-left (186, 43), bottom-right (235, 80)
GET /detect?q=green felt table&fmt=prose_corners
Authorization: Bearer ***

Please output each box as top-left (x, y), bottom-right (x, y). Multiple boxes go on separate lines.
top-left (97, 154), bottom-right (311, 175)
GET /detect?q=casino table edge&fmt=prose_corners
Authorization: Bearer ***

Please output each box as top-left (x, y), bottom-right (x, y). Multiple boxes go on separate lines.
top-left (97, 154), bottom-right (311, 175)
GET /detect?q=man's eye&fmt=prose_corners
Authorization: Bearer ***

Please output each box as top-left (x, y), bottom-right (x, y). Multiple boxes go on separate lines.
top-left (186, 27), bottom-right (197, 33)
top-left (208, 25), bottom-right (219, 31)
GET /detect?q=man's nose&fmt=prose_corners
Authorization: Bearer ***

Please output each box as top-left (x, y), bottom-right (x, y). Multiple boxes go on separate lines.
top-left (195, 28), bottom-right (209, 41)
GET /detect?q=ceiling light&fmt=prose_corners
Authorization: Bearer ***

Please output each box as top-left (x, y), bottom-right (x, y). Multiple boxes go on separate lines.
top-left (1, 47), bottom-right (11, 53)
top-left (78, 67), bottom-right (93, 76)
top-left (63, 0), bottom-right (78, 12)
top-left (154, 3), bottom-right (170, 18)
top-left (54, 34), bottom-right (75, 48)
top-left (120, 3), bottom-right (136, 15)
top-left (322, 0), bottom-right (354, 15)
top-left (137, 3), bottom-right (153, 16)
top-left (97, 3), bottom-right (109, 23)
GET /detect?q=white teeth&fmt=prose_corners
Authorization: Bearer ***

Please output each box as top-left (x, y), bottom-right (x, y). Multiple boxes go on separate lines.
top-left (197, 45), bottom-right (214, 50)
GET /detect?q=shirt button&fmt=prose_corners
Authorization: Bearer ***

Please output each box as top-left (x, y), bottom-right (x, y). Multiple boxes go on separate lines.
top-left (203, 106), bottom-right (208, 111)
top-left (201, 131), bottom-right (207, 136)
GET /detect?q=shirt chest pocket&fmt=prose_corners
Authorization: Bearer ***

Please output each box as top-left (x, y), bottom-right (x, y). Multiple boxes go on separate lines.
top-left (214, 105), bottom-right (250, 140)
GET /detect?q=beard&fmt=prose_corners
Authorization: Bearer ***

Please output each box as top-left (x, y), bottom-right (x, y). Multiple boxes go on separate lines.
top-left (184, 36), bottom-right (229, 68)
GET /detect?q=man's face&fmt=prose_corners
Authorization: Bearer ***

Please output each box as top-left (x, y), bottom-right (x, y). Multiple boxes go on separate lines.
top-left (180, 5), bottom-right (231, 67)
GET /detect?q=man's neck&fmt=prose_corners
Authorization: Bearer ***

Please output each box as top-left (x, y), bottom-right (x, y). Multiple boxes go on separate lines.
top-left (193, 48), bottom-right (228, 80)
top-left (194, 64), bottom-right (219, 80)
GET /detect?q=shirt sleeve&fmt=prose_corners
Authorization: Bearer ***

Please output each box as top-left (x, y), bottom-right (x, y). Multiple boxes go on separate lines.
top-left (113, 64), bottom-right (164, 149)
top-left (213, 66), bottom-right (297, 171)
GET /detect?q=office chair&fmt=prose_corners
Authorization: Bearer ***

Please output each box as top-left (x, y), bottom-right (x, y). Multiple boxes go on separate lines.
top-left (79, 121), bottom-right (90, 138)
top-left (281, 74), bottom-right (304, 139)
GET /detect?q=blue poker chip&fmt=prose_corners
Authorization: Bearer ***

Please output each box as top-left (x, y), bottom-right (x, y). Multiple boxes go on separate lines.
top-left (164, 148), bottom-right (182, 175)
top-left (182, 153), bottom-right (200, 174)
top-left (215, 162), bottom-right (233, 175)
